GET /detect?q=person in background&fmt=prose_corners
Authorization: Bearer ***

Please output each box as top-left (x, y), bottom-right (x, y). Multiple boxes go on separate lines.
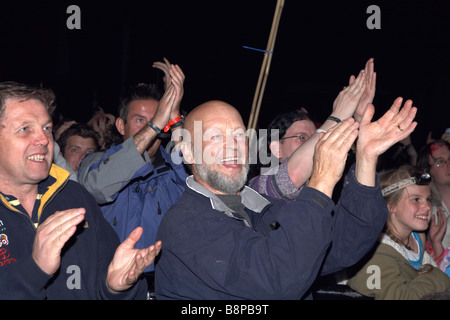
top-left (0, 81), bottom-right (160, 299)
top-left (58, 123), bottom-right (99, 175)
top-left (348, 165), bottom-right (450, 299)
top-left (78, 62), bottom-right (187, 297)
top-left (248, 58), bottom-right (375, 201)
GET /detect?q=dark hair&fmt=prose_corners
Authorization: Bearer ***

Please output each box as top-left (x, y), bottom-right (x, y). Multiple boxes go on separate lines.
top-left (58, 123), bottom-right (100, 155)
top-left (0, 81), bottom-right (56, 122)
top-left (416, 139), bottom-right (450, 172)
top-left (266, 109), bottom-right (312, 147)
top-left (117, 83), bottom-right (162, 123)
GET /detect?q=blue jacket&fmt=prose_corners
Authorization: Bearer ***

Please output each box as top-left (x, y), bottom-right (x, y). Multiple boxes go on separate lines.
top-left (155, 165), bottom-right (388, 299)
top-left (78, 138), bottom-right (187, 272)
top-left (0, 165), bottom-right (147, 299)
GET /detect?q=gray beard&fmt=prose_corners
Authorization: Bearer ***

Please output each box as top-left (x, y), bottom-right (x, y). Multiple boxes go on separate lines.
top-left (195, 162), bottom-right (249, 194)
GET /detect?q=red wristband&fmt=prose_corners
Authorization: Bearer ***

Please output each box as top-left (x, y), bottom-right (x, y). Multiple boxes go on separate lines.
top-left (163, 115), bottom-right (183, 132)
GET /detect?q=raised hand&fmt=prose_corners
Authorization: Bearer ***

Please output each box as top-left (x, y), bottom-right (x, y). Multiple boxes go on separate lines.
top-left (106, 227), bottom-right (162, 293)
top-left (168, 64), bottom-right (185, 120)
top-left (307, 118), bottom-right (360, 198)
top-left (357, 97), bottom-right (417, 162)
top-left (331, 69), bottom-right (366, 120)
top-left (354, 58), bottom-right (376, 122)
top-left (32, 208), bottom-right (86, 275)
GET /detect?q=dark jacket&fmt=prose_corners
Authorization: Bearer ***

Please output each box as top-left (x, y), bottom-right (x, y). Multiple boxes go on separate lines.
top-left (78, 138), bottom-right (187, 273)
top-left (155, 165), bottom-right (388, 299)
top-left (0, 165), bottom-right (147, 300)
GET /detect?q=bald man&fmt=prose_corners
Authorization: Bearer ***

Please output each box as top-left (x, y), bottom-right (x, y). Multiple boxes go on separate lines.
top-left (155, 98), bottom-right (417, 300)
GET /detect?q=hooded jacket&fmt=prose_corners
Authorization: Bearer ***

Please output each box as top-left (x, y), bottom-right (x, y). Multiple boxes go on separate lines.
top-left (0, 164), bottom-right (147, 300)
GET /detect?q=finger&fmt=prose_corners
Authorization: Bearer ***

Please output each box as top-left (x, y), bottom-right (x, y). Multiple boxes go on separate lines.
top-left (348, 70), bottom-right (365, 93)
top-left (40, 208), bottom-right (85, 229)
top-left (348, 74), bottom-right (356, 85)
top-left (121, 227), bottom-right (144, 249)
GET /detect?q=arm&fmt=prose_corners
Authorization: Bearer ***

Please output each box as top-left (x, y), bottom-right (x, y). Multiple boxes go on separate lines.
top-left (287, 61), bottom-right (368, 188)
top-left (307, 118), bottom-right (359, 198)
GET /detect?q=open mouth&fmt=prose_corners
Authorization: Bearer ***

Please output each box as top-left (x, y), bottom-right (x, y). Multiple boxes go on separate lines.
top-left (27, 155), bottom-right (45, 162)
top-left (414, 214), bottom-right (429, 221)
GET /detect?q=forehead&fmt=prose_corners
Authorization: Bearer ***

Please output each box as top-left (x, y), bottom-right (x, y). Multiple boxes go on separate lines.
top-left (403, 184), bottom-right (431, 197)
top-left (3, 98), bottom-right (50, 120)
top-left (66, 135), bottom-right (96, 147)
top-left (201, 109), bottom-right (245, 132)
top-left (127, 99), bottom-right (158, 117)
top-left (431, 145), bottom-right (450, 158)
top-left (284, 120), bottom-right (316, 136)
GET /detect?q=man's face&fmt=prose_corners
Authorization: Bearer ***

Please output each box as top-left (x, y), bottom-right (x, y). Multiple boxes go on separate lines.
top-left (116, 99), bottom-right (161, 156)
top-left (189, 104), bottom-right (249, 194)
top-left (119, 99), bottom-right (159, 140)
top-left (277, 119), bottom-right (316, 163)
top-left (0, 98), bottom-right (53, 189)
top-left (62, 135), bottom-right (97, 173)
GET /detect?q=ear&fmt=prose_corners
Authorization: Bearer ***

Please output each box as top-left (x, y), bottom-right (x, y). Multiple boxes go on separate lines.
top-left (115, 117), bottom-right (125, 136)
top-left (180, 142), bottom-right (194, 165)
top-left (269, 141), bottom-right (281, 159)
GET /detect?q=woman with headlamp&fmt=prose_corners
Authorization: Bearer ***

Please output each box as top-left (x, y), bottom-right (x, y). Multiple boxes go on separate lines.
top-left (347, 165), bottom-right (450, 299)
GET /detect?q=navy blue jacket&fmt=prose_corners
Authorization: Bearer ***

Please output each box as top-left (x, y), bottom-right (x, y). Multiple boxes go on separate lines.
top-left (155, 165), bottom-right (387, 299)
top-left (0, 165), bottom-right (147, 299)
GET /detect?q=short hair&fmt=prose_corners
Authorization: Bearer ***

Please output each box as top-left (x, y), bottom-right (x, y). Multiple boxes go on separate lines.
top-left (416, 139), bottom-right (450, 172)
top-left (58, 123), bottom-right (100, 155)
top-left (117, 83), bottom-right (163, 123)
top-left (266, 109), bottom-right (312, 148)
top-left (0, 81), bottom-right (56, 123)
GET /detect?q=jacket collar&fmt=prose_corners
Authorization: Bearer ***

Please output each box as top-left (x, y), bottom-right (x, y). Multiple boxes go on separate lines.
top-left (185, 175), bottom-right (271, 214)
top-left (0, 164), bottom-right (70, 225)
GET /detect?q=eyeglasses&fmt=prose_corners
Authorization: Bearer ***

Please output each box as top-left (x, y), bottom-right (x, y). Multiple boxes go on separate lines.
top-left (381, 171), bottom-right (431, 197)
top-left (280, 133), bottom-right (310, 143)
top-left (431, 156), bottom-right (450, 168)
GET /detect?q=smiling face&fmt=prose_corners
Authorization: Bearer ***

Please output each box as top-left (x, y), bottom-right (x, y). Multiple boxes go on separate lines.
top-left (0, 98), bottom-right (54, 192)
top-left (388, 184), bottom-right (432, 236)
top-left (183, 101), bottom-right (249, 194)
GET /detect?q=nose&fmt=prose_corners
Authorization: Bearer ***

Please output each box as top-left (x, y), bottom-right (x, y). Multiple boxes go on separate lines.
top-left (35, 128), bottom-right (50, 146)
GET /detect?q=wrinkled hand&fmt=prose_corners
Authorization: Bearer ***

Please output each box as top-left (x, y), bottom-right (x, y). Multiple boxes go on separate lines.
top-left (331, 69), bottom-right (365, 120)
top-left (307, 118), bottom-right (359, 198)
top-left (106, 227), bottom-right (162, 293)
top-left (33, 208), bottom-right (86, 275)
top-left (354, 58), bottom-right (376, 122)
top-left (356, 97), bottom-right (417, 162)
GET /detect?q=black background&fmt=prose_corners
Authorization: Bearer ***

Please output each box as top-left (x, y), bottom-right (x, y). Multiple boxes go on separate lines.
top-left (1, 0), bottom-right (450, 149)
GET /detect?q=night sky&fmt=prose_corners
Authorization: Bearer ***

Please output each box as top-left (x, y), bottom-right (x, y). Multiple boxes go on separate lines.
top-left (1, 0), bottom-right (450, 149)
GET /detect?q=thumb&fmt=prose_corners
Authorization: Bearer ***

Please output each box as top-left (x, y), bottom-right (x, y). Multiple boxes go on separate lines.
top-left (360, 103), bottom-right (375, 126)
top-left (122, 227), bottom-right (143, 248)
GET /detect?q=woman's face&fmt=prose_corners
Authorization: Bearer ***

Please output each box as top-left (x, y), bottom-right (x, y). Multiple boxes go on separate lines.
top-left (429, 145), bottom-right (450, 187)
top-left (388, 184), bottom-right (432, 235)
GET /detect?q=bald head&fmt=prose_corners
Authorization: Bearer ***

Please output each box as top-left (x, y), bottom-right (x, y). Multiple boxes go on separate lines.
top-left (180, 100), bottom-right (249, 194)
top-left (184, 100), bottom-right (245, 137)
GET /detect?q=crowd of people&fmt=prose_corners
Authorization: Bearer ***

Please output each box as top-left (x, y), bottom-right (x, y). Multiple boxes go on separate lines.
top-left (0, 56), bottom-right (449, 300)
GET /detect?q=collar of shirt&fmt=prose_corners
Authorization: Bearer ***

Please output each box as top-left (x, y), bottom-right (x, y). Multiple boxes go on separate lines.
top-left (185, 175), bottom-right (271, 214)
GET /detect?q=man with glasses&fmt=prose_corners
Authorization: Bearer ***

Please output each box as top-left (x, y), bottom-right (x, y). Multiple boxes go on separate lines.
top-left (249, 58), bottom-right (376, 200)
